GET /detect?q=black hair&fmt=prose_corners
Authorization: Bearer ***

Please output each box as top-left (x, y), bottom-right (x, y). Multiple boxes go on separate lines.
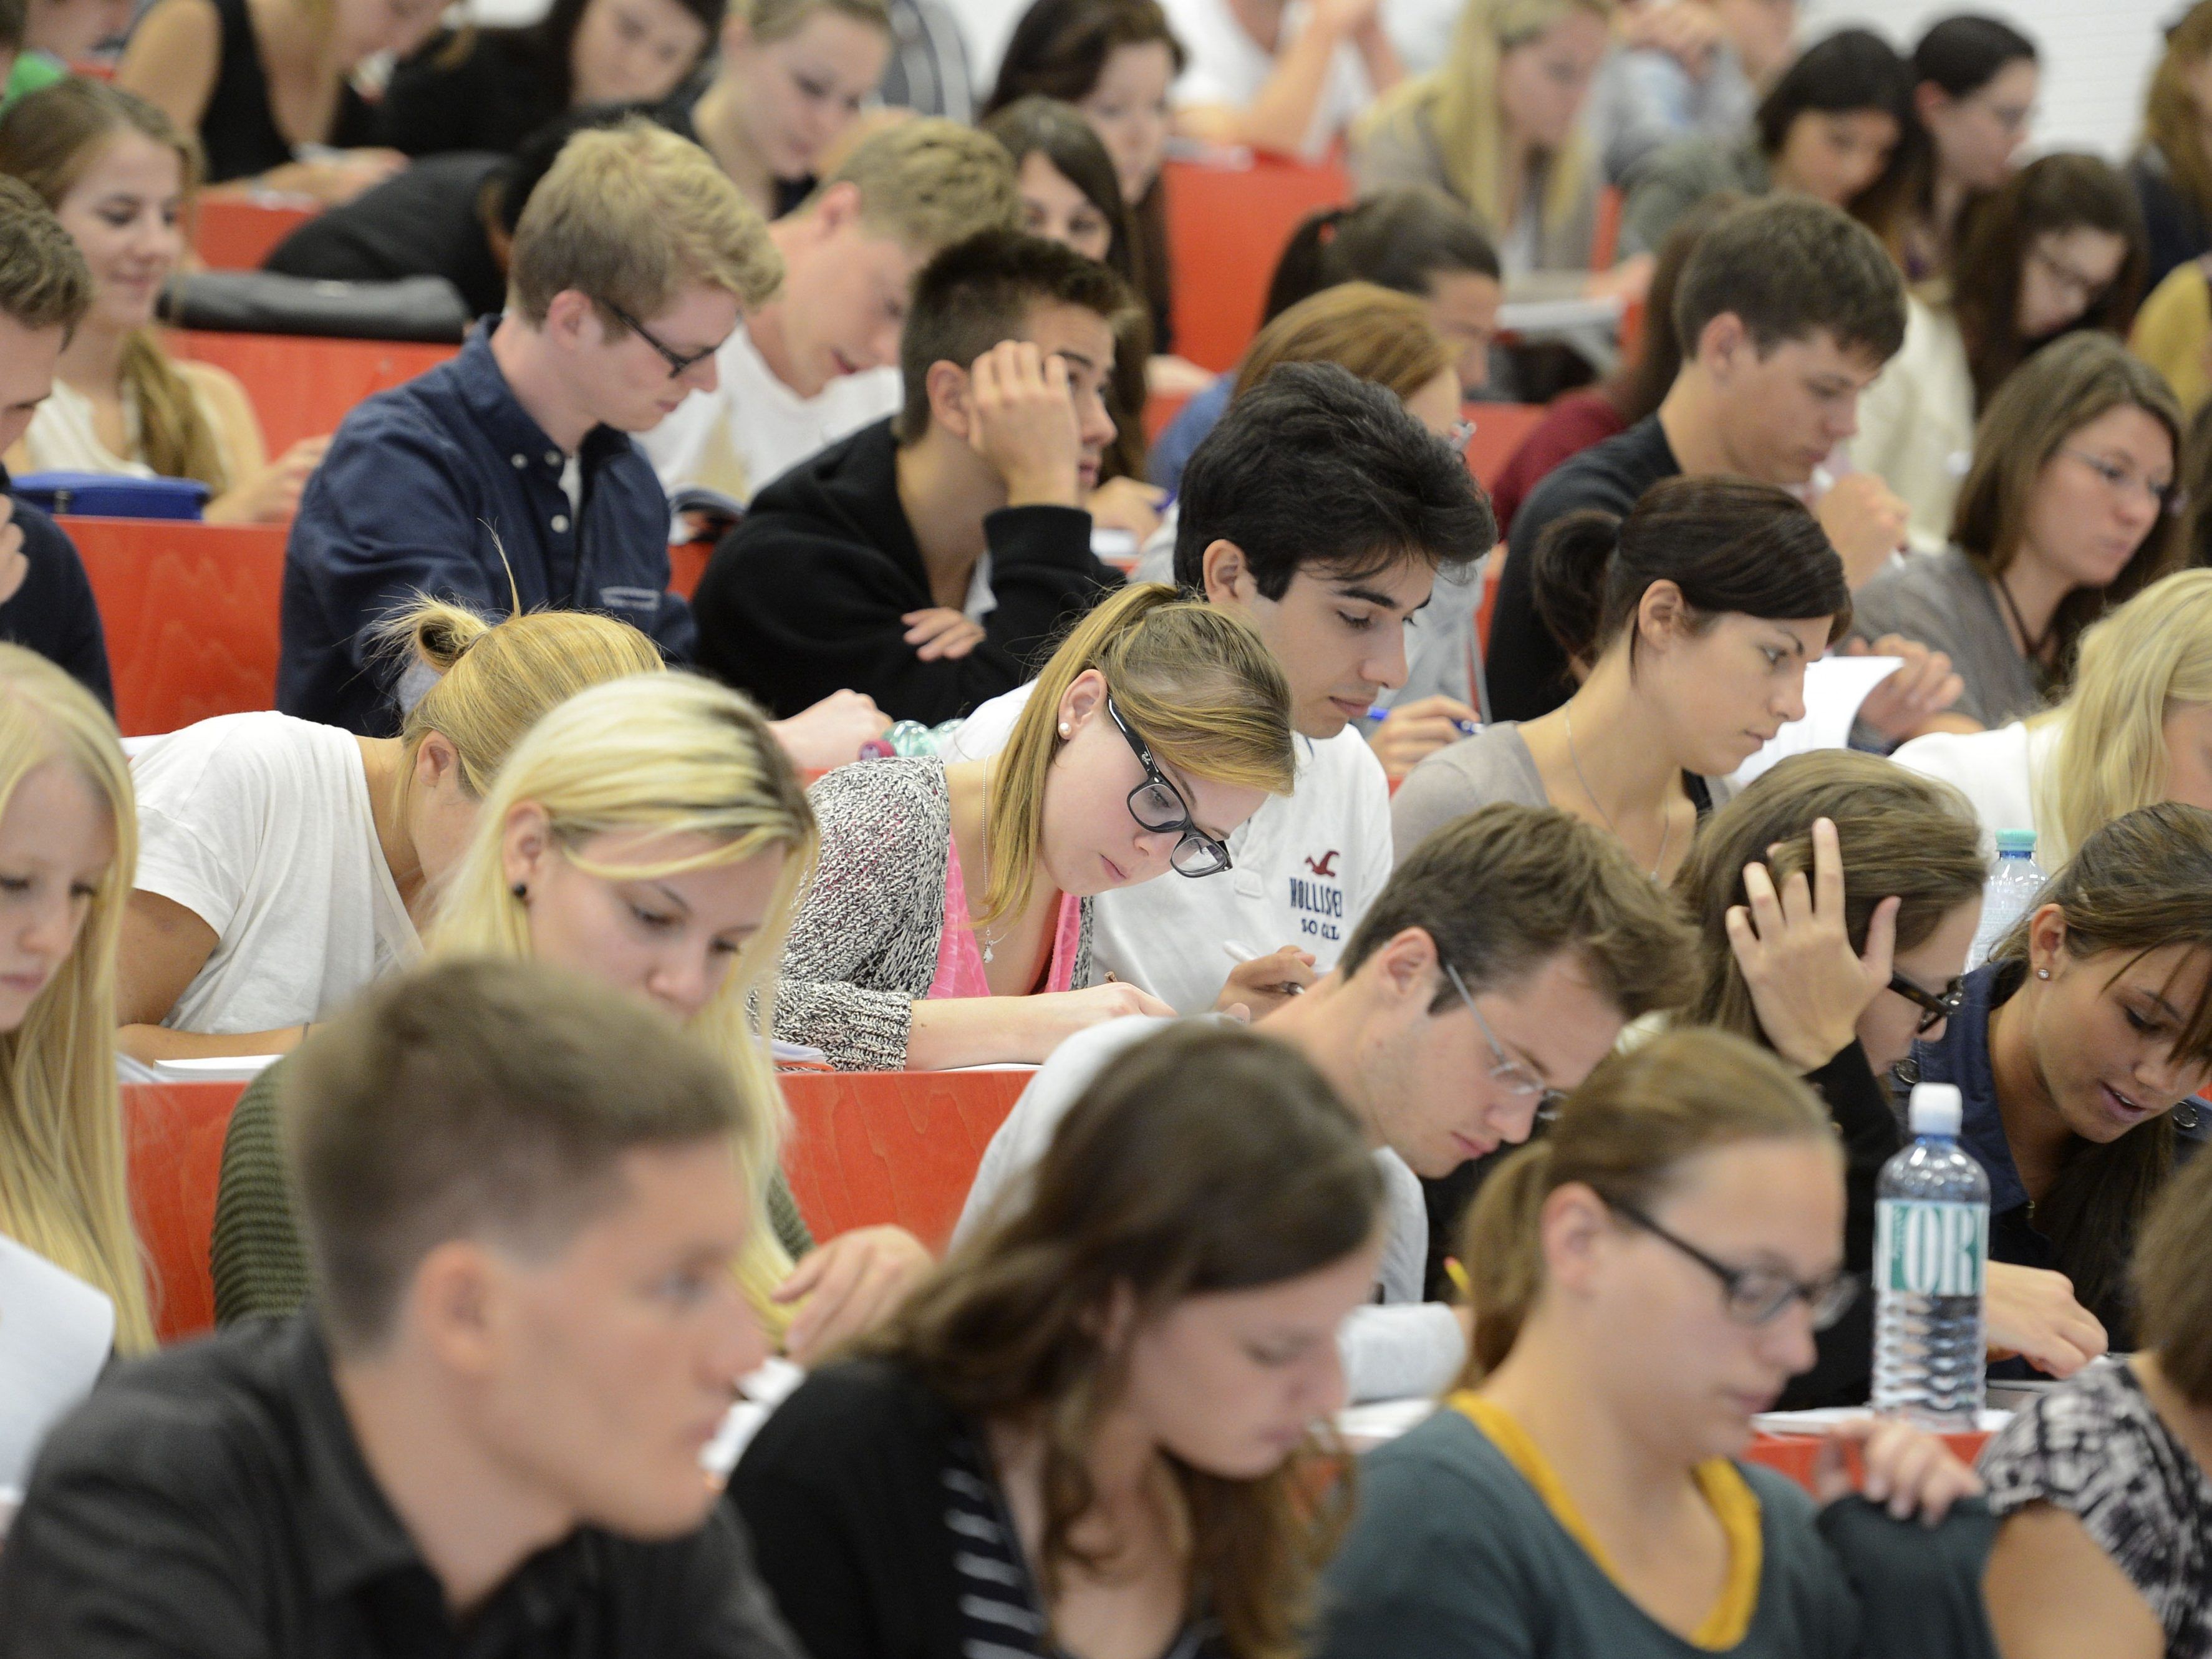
top-left (982, 95), bottom-right (1133, 278)
top-left (1755, 27), bottom-right (1916, 155)
top-left (1913, 12), bottom-right (2038, 96)
top-left (1262, 186), bottom-right (1501, 325)
top-left (1672, 194), bottom-right (1906, 365)
top-left (1532, 475), bottom-right (1852, 670)
top-left (0, 0), bottom-right (23, 52)
top-left (1172, 360), bottom-right (1494, 596)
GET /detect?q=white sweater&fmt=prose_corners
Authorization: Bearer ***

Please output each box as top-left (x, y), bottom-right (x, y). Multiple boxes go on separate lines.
top-left (1891, 717), bottom-right (2065, 858)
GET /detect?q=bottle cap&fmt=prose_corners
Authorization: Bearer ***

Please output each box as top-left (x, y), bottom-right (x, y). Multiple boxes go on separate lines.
top-left (1996, 829), bottom-right (2037, 856)
top-left (1908, 1082), bottom-right (1964, 1136)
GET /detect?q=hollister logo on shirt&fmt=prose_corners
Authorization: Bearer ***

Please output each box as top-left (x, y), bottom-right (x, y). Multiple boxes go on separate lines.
top-left (1306, 851), bottom-right (1341, 877)
top-left (1289, 852), bottom-right (1346, 943)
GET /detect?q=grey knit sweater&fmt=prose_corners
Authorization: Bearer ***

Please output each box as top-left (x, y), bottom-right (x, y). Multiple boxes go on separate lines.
top-left (773, 757), bottom-right (1094, 1071)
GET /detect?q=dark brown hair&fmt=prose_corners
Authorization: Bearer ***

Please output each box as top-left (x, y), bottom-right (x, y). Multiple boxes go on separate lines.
top-left (1262, 186), bottom-right (1499, 325)
top-left (2131, 1132), bottom-right (2212, 1406)
top-left (872, 1022), bottom-right (1383, 1659)
top-left (1754, 27), bottom-right (1920, 244)
top-left (1603, 188), bottom-right (1742, 427)
top-left (1672, 195), bottom-right (1906, 367)
top-left (0, 174), bottom-right (89, 335)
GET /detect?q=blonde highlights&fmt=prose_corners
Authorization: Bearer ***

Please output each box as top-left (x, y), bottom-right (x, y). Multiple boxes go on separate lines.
top-left (735, 0), bottom-right (890, 45)
top-left (981, 584), bottom-right (1295, 924)
top-left (0, 647), bottom-right (153, 1353)
top-left (816, 117), bottom-right (1021, 254)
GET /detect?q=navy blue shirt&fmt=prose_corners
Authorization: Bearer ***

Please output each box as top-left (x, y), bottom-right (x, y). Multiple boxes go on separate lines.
top-left (0, 478), bottom-right (111, 710)
top-left (279, 322), bottom-right (690, 734)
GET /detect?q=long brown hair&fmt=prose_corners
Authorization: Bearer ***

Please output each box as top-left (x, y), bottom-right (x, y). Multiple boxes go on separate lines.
top-left (873, 1022), bottom-right (1384, 1659)
top-left (1460, 1028), bottom-right (1833, 1381)
top-left (2131, 1131), bottom-right (2212, 1406)
top-left (1674, 752), bottom-right (1986, 1045)
top-left (2140, 0), bottom-right (2212, 234)
top-left (0, 80), bottom-right (227, 491)
top-left (1986, 801), bottom-right (2212, 1332)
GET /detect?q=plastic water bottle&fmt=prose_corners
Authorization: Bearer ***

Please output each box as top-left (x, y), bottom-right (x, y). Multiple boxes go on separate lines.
top-left (1966, 829), bottom-right (2046, 970)
top-left (1872, 1083), bottom-right (1990, 1430)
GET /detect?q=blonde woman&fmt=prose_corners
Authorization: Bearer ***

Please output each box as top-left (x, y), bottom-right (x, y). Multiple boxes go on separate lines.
top-left (117, 601), bottom-right (664, 1063)
top-left (1895, 568), bottom-right (2212, 867)
top-left (0, 644), bottom-right (153, 1354)
top-left (673, 0), bottom-right (894, 220)
top-left (0, 82), bottom-right (329, 524)
top-left (782, 582), bottom-right (1295, 1068)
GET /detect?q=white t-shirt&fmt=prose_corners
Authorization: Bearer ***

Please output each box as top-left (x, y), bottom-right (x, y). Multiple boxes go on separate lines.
top-left (640, 322), bottom-right (902, 505)
top-left (939, 681), bottom-right (1394, 1013)
top-left (1892, 717), bottom-right (2064, 859)
top-left (1167, 0), bottom-right (1373, 160)
top-left (130, 713), bottom-right (422, 1035)
top-left (954, 1015), bottom-right (1465, 1401)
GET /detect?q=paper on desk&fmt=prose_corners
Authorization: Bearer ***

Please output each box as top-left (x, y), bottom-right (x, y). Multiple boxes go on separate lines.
top-left (1336, 1396), bottom-right (1438, 1446)
top-left (1726, 655), bottom-right (1903, 793)
top-left (0, 1235), bottom-right (115, 1489)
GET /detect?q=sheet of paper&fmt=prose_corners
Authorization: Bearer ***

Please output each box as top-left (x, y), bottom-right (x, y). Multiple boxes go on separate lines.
top-left (0, 1235), bottom-right (116, 1489)
top-left (1752, 1406), bottom-right (2014, 1436)
top-left (1335, 1396), bottom-right (1438, 1447)
top-left (701, 1357), bottom-right (808, 1478)
top-left (143, 1053), bottom-right (283, 1081)
top-left (1725, 655), bottom-right (1903, 793)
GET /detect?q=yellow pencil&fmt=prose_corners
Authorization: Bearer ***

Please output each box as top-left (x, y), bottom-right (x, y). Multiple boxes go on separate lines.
top-left (1444, 1257), bottom-right (1472, 1301)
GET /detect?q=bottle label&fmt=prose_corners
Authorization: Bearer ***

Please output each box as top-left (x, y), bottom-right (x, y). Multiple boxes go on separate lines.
top-left (1876, 1199), bottom-right (1987, 1297)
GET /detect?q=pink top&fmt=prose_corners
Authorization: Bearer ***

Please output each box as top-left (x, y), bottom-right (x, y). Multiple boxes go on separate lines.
top-left (927, 830), bottom-right (1083, 1000)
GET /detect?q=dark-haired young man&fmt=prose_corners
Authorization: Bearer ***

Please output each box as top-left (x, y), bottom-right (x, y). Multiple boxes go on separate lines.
top-left (942, 361), bottom-right (1495, 1016)
top-left (690, 228), bottom-right (1129, 726)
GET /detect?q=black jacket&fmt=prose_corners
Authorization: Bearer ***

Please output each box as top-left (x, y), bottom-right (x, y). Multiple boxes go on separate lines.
top-left (1, 484), bottom-right (111, 710)
top-left (692, 419), bottom-right (1119, 723)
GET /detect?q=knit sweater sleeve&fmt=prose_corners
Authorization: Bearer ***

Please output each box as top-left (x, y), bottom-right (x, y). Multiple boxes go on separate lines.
top-left (209, 1063), bottom-right (311, 1326)
top-left (773, 760), bottom-right (954, 1071)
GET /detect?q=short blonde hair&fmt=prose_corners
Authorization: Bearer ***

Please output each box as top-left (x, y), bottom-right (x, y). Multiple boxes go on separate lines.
top-left (814, 117), bottom-right (1021, 256)
top-left (737, 0), bottom-right (889, 45)
top-left (508, 119), bottom-right (783, 327)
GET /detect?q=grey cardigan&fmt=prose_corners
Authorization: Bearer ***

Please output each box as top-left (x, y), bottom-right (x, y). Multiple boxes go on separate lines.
top-left (1848, 547), bottom-right (2048, 732)
top-left (773, 757), bottom-right (1095, 1071)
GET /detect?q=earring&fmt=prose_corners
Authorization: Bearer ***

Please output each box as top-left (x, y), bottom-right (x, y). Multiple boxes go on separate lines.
top-left (2037, 968), bottom-right (2050, 979)
top-left (1058, 722), bottom-right (1071, 737)
top-left (511, 881), bottom-right (528, 900)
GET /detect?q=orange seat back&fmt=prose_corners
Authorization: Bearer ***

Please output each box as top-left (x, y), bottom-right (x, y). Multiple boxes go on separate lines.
top-left (1163, 153), bottom-right (1354, 374)
top-left (124, 1080), bottom-right (248, 1343)
top-left (166, 330), bottom-right (457, 455)
top-left (780, 1070), bottom-right (1031, 1249)
top-left (669, 541), bottom-right (710, 601)
top-left (191, 198), bottom-right (319, 271)
top-left (1464, 402), bottom-right (1548, 491)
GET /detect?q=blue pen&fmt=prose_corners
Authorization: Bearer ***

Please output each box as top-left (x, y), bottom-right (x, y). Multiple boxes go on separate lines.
top-left (1364, 704), bottom-right (1477, 735)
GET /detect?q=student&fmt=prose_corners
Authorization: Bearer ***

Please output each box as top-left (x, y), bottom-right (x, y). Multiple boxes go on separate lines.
top-left (1895, 568), bottom-right (2212, 866)
top-left (1852, 333), bottom-right (2184, 735)
top-left (1314, 1029), bottom-right (1995, 1659)
top-left (2129, 251), bottom-right (2212, 419)
top-left (1489, 195), bottom-right (1908, 723)
top-left (1893, 14), bottom-right (2039, 279)
top-left (377, 0), bottom-right (719, 159)
top-left (1585, 0), bottom-right (1800, 185)
top-left (1149, 185), bottom-right (1501, 490)
top-left (280, 120), bottom-right (779, 735)
top-left (949, 363), bottom-right (1492, 1014)
top-left (0, 644), bottom-right (150, 1354)
top-left (0, 81), bottom-right (329, 525)
top-left (664, 0), bottom-right (893, 220)
top-left (5, 0), bottom-right (130, 105)
top-left (115, 0), bottom-right (433, 200)
top-left (1981, 1144), bottom-right (2212, 1659)
top-left (1910, 801), bottom-right (2212, 1348)
top-left (1674, 754), bottom-right (2110, 1408)
top-left (986, 0), bottom-right (1184, 354)
top-left (2130, 0), bottom-right (2212, 291)
top-left (952, 802), bottom-right (1698, 1401)
top-left (643, 119), bottom-right (1020, 506)
top-left (1169, 0), bottom-right (1399, 162)
top-left (1618, 27), bottom-right (1915, 259)
top-left (1396, 478), bottom-right (1849, 878)
top-left (213, 670), bottom-right (925, 1363)
top-left (692, 228), bottom-right (1127, 725)
top-left (775, 584), bottom-right (1288, 1068)
top-left (0, 177), bottom-right (109, 706)
top-left (1353, 0), bottom-right (1613, 289)
top-left (732, 1023), bottom-right (1388, 1659)
top-left (0, 959), bottom-right (813, 1655)
top-left (1853, 153), bottom-right (2146, 554)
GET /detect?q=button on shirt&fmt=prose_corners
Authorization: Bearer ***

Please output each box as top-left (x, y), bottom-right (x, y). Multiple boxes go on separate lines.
top-left (0, 1314), bottom-right (808, 1659)
top-left (279, 321), bottom-right (692, 735)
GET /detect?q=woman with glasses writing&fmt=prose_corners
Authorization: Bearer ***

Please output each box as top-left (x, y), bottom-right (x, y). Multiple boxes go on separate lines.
top-left (1671, 752), bottom-right (2104, 1406)
top-left (776, 584), bottom-right (1295, 1069)
top-left (1316, 1028), bottom-right (1994, 1659)
top-left (1852, 332), bottom-right (2184, 738)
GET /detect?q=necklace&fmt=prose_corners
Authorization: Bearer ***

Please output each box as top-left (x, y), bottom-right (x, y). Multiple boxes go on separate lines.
top-left (1992, 573), bottom-right (2055, 663)
top-left (1564, 709), bottom-right (1669, 881)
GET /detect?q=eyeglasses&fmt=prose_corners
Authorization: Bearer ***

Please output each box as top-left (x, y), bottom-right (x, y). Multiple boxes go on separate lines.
top-left (1610, 1199), bottom-right (1863, 1330)
top-left (1441, 960), bottom-right (1569, 1123)
top-left (1103, 694), bottom-right (1234, 878)
top-left (2028, 244), bottom-right (2109, 307)
top-left (2062, 447), bottom-right (2188, 517)
top-left (601, 299), bottom-right (720, 379)
top-left (1887, 969), bottom-right (1966, 1035)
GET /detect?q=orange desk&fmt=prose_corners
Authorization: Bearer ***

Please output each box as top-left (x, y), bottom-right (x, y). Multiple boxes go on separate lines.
top-left (1745, 1429), bottom-right (1994, 1494)
top-left (193, 197), bottom-right (319, 271)
top-left (125, 1080), bottom-right (248, 1343)
top-left (167, 329), bottom-right (456, 455)
top-left (1163, 153), bottom-right (1353, 374)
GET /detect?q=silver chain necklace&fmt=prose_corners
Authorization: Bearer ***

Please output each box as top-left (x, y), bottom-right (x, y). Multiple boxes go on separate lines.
top-left (1563, 709), bottom-right (1669, 881)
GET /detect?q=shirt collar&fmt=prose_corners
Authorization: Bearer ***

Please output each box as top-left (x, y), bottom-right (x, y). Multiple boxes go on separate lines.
top-left (1910, 960), bottom-right (2032, 1214)
top-left (454, 317), bottom-right (635, 475)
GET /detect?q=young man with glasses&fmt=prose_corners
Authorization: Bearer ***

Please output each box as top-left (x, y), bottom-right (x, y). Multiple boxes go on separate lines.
top-left (954, 802), bottom-right (1699, 1403)
top-left (278, 119), bottom-right (780, 734)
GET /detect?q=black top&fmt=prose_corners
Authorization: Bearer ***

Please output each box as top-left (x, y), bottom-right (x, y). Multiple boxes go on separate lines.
top-left (263, 152), bottom-right (509, 315)
top-left (1485, 413), bottom-right (1681, 722)
top-left (191, 0), bottom-right (382, 183)
top-left (692, 418), bottom-right (1118, 723)
top-left (655, 85), bottom-right (816, 218)
top-left (1, 485), bottom-right (113, 710)
top-left (2128, 148), bottom-right (2212, 293)
top-left (377, 27), bottom-right (568, 158)
top-left (0, 1314), bottom-right (808, 1659)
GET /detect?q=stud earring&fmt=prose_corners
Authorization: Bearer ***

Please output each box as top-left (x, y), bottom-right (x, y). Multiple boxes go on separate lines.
top-left (511, 881), bottom-right (528, 900)
top-left (2037, 968), bottom-right (2050, 979)
top-left (1058, 722), bottom-right (1071, 737)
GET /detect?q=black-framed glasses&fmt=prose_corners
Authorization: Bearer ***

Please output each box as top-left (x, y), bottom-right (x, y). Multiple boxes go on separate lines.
top-left (1441, 961), bottom-right (1569, 1123)
top-left (602, 299), bottom-right (720, 379)
top-left (1887, 970), bottom-right (1966, 1035)
top-left (1103, 694), bottom-right (1234, 878)
top-left (1611, 1199), bottom-right (1862, 1330)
